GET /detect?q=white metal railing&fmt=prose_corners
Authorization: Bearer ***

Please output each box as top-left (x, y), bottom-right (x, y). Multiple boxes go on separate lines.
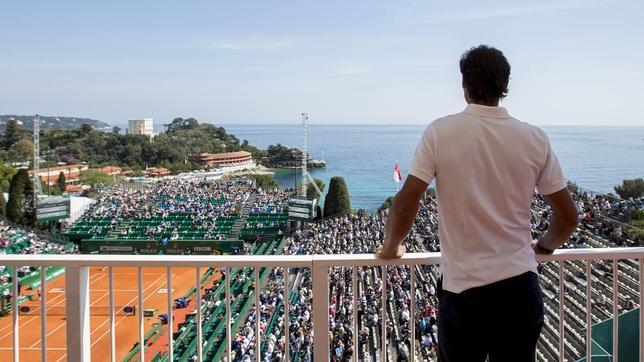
top-left (1, 248), bottom-right (644, 361)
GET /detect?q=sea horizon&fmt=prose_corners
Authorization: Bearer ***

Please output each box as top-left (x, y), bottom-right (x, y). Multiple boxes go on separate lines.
top-left (101, 121), bottom-right (644, 211)
top-left (107, 121), bottom-right (644, 130)
top-left (224, 124), bottom-right (644, 211)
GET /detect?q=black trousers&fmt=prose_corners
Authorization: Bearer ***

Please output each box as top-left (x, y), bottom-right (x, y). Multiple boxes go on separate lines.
top-left (437, 271), bottom-right (544, 362)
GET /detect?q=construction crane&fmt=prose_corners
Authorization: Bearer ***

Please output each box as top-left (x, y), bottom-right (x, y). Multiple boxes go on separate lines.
top-left (33, 115), bottom-right (42, 209)
top-left (300, 113), bottom-right (322, 199)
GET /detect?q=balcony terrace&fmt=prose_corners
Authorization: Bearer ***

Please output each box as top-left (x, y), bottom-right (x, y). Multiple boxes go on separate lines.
top-left (1, 247), bottom-right (643, 362)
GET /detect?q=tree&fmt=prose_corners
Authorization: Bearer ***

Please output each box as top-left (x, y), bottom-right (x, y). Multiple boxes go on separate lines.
top-left (6, 169), bottom-right (28, 223)
top-left (265, 144), bottom-right (300, 167)
top-left (0, 150), bottom-right (8, 163)
top-left (0, 190), bottom-right (6, 218)
top-left (378, 196), bottom-right (395, 212)
top-left (8, 140), bottom-right (34, 164)
top-left (57, 171), bottom-right (67, 193)
top-left (323, 176), bottom-right (351, 218)
top-left (22, 173), bottom-right (36, 226)
top-left (80, 169), bottom-right (113, 191)
top-left (567, 181), bottom-right (579, 194)
top-left (253, 174), bottom-right (278, 188)
top-left (306, 178), bottom-right (325, 201)
top-left (614, 178), bottom-right (644, 199)
top-left (166, 117), bottom-right (199, 132)
top-left (80, 123), bottom-right (93, 135)
top-left (3, 119), bottom-right (21, 150)
top-left (0, 165), bottom-right (17, 192)
top-left (35, 116), bottom-right (265, 172)
top-left (242, 139), bottom-right (267, 163)
top-left (112, 126), bottom-right (121, 135)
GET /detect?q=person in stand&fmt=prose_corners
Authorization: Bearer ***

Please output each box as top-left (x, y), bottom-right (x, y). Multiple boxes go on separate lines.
top-left (377, 45), bottom-right (578, 361)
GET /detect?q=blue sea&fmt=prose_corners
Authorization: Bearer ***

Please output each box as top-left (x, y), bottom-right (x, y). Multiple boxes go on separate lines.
top-left (222, 124), bottom-right (644, 211)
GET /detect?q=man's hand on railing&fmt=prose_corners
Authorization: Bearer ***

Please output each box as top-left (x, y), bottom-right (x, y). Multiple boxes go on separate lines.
top-left (532, 240), bottom-right (554, 256)
top-left (375, 244), bottom-right (406, 259)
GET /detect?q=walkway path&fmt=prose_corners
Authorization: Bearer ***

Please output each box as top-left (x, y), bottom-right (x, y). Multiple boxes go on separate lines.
top-left (230, 193), bottom-right (257, 239)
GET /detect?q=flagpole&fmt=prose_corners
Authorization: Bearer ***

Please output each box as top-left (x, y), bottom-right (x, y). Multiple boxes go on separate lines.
top-left (396, 160), bottom-right (400, 193)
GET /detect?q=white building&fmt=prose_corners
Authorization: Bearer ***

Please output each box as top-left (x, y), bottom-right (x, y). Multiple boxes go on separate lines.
top-left (127, 118), bottom-right (154, 137)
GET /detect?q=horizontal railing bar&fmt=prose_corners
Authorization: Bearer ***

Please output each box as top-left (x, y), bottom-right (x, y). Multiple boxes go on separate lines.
top-left (312, 252), bottom-right (441, 266)
top-left (536, 247), bottom-right (644, 261)
top-left (1, 248), bottom-right (644, 267)
top-left (0, 254), bottom-right (315, 267)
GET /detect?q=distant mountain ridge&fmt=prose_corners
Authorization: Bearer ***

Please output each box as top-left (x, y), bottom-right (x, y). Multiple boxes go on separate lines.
top-left (0, 115), bottom-right (111, 131)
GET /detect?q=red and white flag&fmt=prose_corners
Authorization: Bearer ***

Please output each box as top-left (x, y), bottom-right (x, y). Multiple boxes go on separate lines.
top-left (393, 163), bottom-right (402, 183)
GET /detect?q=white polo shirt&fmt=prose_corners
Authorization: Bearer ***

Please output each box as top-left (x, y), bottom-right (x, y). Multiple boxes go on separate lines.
top-left (409, 104), bottom-right (567, 293)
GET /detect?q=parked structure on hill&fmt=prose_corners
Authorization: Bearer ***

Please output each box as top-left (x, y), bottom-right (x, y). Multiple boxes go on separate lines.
top-left (28, 163), bottom-right (88, 187)
top-left (127, 118), bottom-right (154, 138)
top-left (188, 151), bottom-right (254, 168)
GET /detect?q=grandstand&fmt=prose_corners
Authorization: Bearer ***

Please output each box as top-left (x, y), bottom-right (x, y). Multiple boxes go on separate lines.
top-left (1, 176), bottom-right (643, 361)
top-left (231, 190), bottom-right (642, 361)
top-left (60, 178), bottom-right (292, 360)
top-left (240, 213), bottom-right (288, 241)
top-left (0, 223), bottom-right (76, 315)
top-left (531, 194), bottom-right (642, 361)
top-left (64, 179), bottom-right (286, 255)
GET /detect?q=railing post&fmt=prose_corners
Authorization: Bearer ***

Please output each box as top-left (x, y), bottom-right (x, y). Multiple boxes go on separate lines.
top-left (312, 264), bottom-right (329, 360)
top-left (640, 258), bottom-right (644, 362)
top-left (284, 267), bottom-right (289, 361)
top-left (12, 267), bottom-right (19, 362)
top-left (108, 267), bottom-right (115, 362)
top-left (40, 267), bottom-right (48, 362)
top-left (65, 266), bottom-right (91, 362)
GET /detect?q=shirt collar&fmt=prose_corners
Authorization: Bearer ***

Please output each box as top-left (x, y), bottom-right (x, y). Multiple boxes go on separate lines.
top-left (464, 103), bottom-right (510, 119)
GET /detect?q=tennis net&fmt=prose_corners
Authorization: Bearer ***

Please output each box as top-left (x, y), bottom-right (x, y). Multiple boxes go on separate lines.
top-left (18, 304), bottom-right (136, 316)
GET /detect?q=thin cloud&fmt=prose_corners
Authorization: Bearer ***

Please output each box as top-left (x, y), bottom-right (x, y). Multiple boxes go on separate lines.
top-left (404, 0), bottom-right (607, 24)
top-left (0, 60), bottom-right (192, 73)
top-left (206, 37), bottom-right (295, 50)
top-left (329, 59), bottom-right (451, 76)
top-left (394, 0), bottom-right (421, 23)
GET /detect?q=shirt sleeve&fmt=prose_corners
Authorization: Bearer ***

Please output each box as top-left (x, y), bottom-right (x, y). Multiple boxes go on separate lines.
top-left (408, 125), bottom-right (437, 185)
top-left (536, 135), bottom-right (567, 195)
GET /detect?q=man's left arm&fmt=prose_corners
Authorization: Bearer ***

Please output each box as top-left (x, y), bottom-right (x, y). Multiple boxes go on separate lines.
top-left (377, 175), bottom-right (429, 259)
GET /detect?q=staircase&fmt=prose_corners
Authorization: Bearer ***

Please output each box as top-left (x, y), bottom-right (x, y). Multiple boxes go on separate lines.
top-left (230, 193), bottom-right (257, 239)
top-left (107, 220), bottom-right (130, 240)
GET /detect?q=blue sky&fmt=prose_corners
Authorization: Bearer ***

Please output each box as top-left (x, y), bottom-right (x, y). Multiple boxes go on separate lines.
top-left (1, 0), bottom-right (643, 126)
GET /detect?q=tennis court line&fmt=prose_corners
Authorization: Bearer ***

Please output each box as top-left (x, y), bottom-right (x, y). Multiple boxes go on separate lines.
top-left (55, 272), bottom-right (169, 362)
top-left (0, 271), bottom-right (106, 340)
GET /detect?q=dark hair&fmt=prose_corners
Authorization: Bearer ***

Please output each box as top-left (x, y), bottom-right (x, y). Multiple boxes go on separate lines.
top-left (459, 45), bottom-right (510, 104)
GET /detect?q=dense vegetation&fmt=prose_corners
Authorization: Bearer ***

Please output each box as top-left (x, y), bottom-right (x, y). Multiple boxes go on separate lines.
top-left (614, 178), bottom-right (644, 199)
top-left (0, 117), bottom-right (271, 174)
top-left (306, 178), bottom-right (325, 201)
top-left (6, 169), bottom-right (35, 226)
top-left (0, 119), bottom-right (33, 165)
top-left (251, 174), bottom-right (278, 189)
top-left (80, 169), bottom-right (114, 191)
top-left (57, 171), bottom-right (66, 192)
top-left (323, 176), bottom-right (351, 218)
top-left (0, 190), bottom-right (5, 218)
top-left (0, 165), bottom-right (17, 192)
top-left (263, 144), bottom-right (302, 167)
top-left (0, 117), bottom-right (312, 177)
top-left (377, 187), bottom-right (435, 212)
top-left (50, 118), bottom-right (246, 171)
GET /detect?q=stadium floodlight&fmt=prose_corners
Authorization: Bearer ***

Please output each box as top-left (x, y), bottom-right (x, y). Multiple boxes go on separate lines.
top-left (33, 115), bottom-right (42, 204)
top-left (299, 113), bottom-right (322, 198)
top-left (300, 113), bottom-right (308, 198)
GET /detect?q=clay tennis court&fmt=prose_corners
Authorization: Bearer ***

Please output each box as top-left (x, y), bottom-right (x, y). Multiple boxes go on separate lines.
top-left (0, 266), bottom-right (206, 361)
